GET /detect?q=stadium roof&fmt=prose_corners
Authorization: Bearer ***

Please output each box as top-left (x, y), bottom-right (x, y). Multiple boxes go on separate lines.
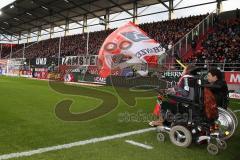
top-left (0, 0), bottom-right (171, 36)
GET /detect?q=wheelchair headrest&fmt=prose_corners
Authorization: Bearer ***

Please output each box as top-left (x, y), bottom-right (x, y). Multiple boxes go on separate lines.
top-left (188, 67), bottom-right (208, 76)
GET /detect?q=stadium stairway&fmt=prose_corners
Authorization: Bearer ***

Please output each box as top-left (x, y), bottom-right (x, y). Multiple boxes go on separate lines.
top-left (182, 28), bottom-right (215, 61)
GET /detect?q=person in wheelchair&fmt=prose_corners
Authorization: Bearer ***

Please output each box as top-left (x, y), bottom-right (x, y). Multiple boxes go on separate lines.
top-left (150, 67), bottom-right (229, 126)
top-left (152, 67), bottom-right (236, 154)
top-left (149, 65), bottom-right (197, 127)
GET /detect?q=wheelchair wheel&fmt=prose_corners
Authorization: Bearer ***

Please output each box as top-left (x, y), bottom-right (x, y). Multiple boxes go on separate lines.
top-left (207, 143), bottom-right (219, 155)
top-left (227, 108), bottom-right (238, 128)
top-left (217, 139), bottom-right (227, 150)
top-left (157, 133), bottom-right (165, 142)
top-left (169, 125), bottom-right (192, 148)
top-left (217, 108), bottom-right (236, 140)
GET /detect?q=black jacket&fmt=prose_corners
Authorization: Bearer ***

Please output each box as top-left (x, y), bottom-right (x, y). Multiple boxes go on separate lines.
top-left (204, 80), bottom-right (229, 109)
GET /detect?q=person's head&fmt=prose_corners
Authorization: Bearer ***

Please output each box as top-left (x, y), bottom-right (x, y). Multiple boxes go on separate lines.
top-left (207, 68), bottom-right (223, 83)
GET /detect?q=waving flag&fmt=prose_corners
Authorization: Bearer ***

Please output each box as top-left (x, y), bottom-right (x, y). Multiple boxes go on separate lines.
top-left (98, 21), bottom-right (165, 78)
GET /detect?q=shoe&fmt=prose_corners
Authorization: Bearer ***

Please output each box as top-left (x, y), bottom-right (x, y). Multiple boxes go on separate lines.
top-left (149, 121), bottom-right (162, 127)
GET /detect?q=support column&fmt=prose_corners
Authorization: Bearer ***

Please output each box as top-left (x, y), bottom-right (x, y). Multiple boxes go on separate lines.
top-left (10, 36), bottom-right (13, 59)
top-left (37, 29), bottom-right (41, 42)
top-left (216, 0), bottom-right (223, 14)
top-left (22, 43), bottom-right (25, 59)
top-left (65, 19), bottom-right (69, 36)
top-left (58, 36), bottom-right (61, 68)
top-left (83, 15), bottom-right (87, 33)
top-left (105, 9), bottom-right (110, 30)
top-left (168, 0), bottom-right (175, 20)
top-left (27, 31), bottom-right (31, 43)
top-left (133, 1), bottom-right (138, 24)
top-left (50, 25), bottom-right (54, 39)
top-left (18, 32), bottom-right (21, 44)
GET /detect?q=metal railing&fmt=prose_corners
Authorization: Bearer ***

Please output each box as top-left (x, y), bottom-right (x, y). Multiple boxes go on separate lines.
top-left (162, 10), bottom-right (217, 66)
top-left (158, 62), bottom-right (240, 71)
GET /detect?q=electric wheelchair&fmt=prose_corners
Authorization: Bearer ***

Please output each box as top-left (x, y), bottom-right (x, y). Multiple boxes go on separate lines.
top-left (155, 68), bottom-right (238, 155)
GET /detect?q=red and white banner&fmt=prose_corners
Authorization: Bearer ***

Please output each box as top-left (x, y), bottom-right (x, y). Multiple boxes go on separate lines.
top-left (87, 66), bottom-right (99, 75)
top-left (34, 71), bottom-right (48, 79)
top-left (98, 21), bottom-right (165, 78)
top-left (20, 70), bottom-right (32, 78)
top-left (64, 73), bottom-right (74, 82)
top-left (225, 72), bottom-right (240, 84)
top-left (225, 72), bottom-right (240, 99)
top-left (229, 93), bottom-right (240, 99)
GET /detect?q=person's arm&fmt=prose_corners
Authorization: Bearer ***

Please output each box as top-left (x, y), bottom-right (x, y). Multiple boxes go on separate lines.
top-left (174, 87), bottom-right (190, 97)
top-left (203, 83), bottom-right (222, 89)
top-left (203, 80), bottom-right (224, 89)
top-left (173, 77), bottom-right (190, 97)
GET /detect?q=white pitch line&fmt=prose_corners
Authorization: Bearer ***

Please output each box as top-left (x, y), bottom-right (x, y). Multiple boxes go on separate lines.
top-left (0, 128), bottom-right (155, 160)
top-left (233, 109), bottom-right (240, 113)
top-left (125, 140), bottom-right (153, 150)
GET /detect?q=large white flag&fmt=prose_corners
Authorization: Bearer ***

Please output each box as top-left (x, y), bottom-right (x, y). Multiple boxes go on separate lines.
top-left (98, 21), bottom-right (165, 77)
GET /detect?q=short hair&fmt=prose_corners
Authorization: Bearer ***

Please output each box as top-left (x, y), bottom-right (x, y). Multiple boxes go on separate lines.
top-left (208, 68), bottom-right (223, 80)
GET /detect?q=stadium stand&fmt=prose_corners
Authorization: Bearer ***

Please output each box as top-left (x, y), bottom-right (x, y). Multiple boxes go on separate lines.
top-left (1, 43), bottom-right (23, 58)
top-left (1, 11), bottom-right (239, 71)
top-left (185, 17), bottom-right (240, 71)
top-left (2, 14), bottom-right (206, 59)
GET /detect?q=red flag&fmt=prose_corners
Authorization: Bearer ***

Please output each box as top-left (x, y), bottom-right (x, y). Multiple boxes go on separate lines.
top-left (153, 103), bottom-right (161, 116)
top-left (98, 21), bottom-right (165, 78)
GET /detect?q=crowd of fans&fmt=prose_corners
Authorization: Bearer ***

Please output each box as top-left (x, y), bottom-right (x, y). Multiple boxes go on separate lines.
top-left (2, 13), bottom-right (239, 71)
top-left (0, 14), bottom-right (206, 59)
top-left (1, 44), bottom-right (23, 58)
top-left (140, 15), bottom-right (206, 48)
top-left (185, 17), bottom-right (240, 71)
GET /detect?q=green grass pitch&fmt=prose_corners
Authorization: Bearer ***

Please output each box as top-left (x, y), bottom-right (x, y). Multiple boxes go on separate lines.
top-left (0, 76), bottom-right (239, 160)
